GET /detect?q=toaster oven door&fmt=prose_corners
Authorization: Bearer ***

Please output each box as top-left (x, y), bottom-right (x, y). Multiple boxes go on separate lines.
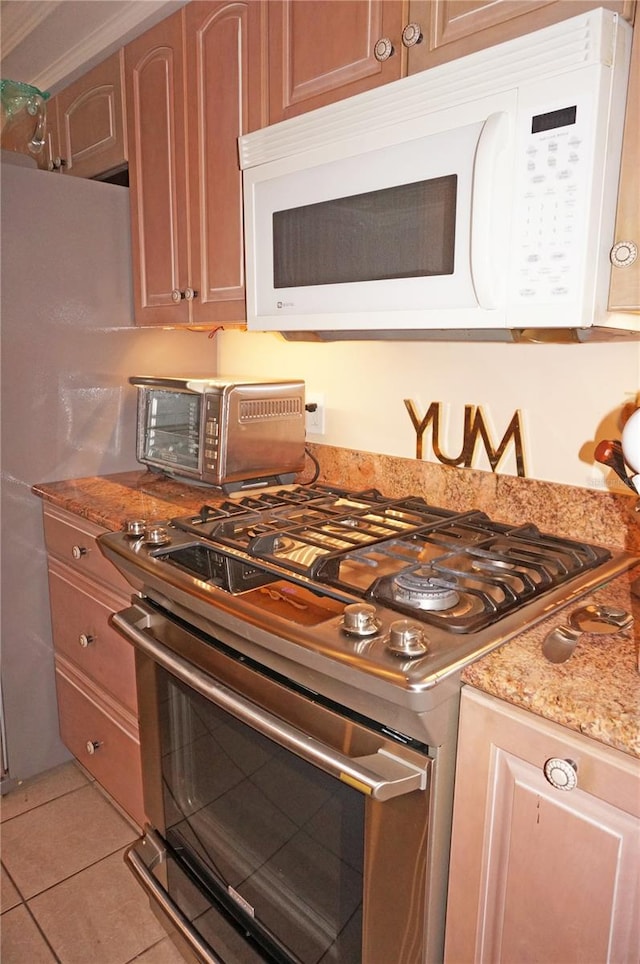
top-left (137, 388), bottom-right (203, 477)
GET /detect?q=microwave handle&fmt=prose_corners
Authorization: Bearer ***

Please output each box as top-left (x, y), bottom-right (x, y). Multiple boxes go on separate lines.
top-left (471, 111), bottom-right (509, 310)
top-left (113, 603), bottom-right (430, 802)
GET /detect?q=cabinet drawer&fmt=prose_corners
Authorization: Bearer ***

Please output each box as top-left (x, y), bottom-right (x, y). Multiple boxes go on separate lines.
top-left (48, 563), bottom-right (137, 714)
top-left (55, 662), bottom-right (144, 827)
top-left (43, 506), bottom-right (130, 593)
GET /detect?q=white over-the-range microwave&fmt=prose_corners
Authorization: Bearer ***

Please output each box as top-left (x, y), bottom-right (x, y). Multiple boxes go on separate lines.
top-left (239, 8), bottom-right (636, 340)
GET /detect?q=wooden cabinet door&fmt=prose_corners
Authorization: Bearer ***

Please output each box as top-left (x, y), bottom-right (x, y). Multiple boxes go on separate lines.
top-left (445, 688), bottom-right (640, 964)
top-left (268, 0), bottom-right (405, 123)
top-left (55, 50), bottom-right (127, 179)
top-left (125, 9), bottom-right (190, 325)
top-left (609, 15), bottom-right (640, 311)
top-left (185, 1), bottom-right (267, 326)
top-left (408, 0), bottom-right (636, 74)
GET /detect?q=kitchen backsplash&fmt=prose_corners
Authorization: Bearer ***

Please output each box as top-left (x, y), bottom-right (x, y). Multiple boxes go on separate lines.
top-left (215, 329), bottom-right (640, 494)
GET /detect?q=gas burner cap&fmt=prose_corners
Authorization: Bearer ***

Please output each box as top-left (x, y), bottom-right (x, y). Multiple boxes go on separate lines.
top-left (392, 571), bottom-right (460, 611)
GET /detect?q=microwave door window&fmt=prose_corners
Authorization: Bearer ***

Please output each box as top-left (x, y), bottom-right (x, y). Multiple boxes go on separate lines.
top-left (272, 175), bottom-right (457, 289)
top-left (145, 391), bottom-right (200, 470)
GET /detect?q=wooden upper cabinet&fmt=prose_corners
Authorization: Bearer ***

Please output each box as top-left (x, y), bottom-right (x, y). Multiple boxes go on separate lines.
top-left (56, 50), bottom-right (127, 178)
top-left (186, 0), bottom-right (267, 326)
top-left (125, 1), bottom-right (266, 327)
top-left (125, 9), bottom-right (191, 326)
top-left (268, 0), bottom-right (406, 123)
top-left (609, 13), bottom-right (640, 311)
top-left (38, 51), bottom-right (127, 177)
top-left (267, 1), bottom-right (636, 118)
top-left (408, 0), bottom-right (636, 73)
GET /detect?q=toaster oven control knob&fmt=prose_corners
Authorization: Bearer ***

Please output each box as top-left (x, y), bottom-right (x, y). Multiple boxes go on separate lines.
top-left (143, 525), bottom-right (171, 546)
top-left (610, 240), bottom-right (638, 268)
top-left (543, 758), bottom-right (578, 791)
top-left (401, 22), bottom-right (423, 47)
top-left (342, 603), bottom-right (381, 637)
top-left (124, 519), bottom-right (147, 537)
top-left (387, 619), bottom-right (429, 658)
top-left (374, 37), bottom-right (394, 62)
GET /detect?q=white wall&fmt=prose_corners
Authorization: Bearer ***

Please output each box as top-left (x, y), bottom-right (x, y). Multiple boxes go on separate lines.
top-left (216, 330), bottom-right (640, 492)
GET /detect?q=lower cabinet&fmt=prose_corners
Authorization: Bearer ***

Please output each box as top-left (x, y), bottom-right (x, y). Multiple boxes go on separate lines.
top-left (445, 687), bottom-right (640, 963)
top-left (42, 505), bottom-right (144, 827)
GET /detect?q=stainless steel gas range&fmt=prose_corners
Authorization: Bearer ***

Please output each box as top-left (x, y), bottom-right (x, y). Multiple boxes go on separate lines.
top-left (98, 483), bottom-right (635, 964)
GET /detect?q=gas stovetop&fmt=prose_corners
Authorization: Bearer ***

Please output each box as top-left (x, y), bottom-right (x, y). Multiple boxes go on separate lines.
top-left (98, 484), bottom-right (636, 709)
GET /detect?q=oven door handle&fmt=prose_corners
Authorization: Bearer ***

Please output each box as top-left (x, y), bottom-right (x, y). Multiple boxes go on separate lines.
top-left (125, 831), bottom-right (224, 964)
top-left (113, 605), bottom-right (430, 801)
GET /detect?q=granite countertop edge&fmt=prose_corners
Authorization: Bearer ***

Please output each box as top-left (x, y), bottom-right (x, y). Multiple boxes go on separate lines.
top-left (32, 472), bottom-right (640, 760)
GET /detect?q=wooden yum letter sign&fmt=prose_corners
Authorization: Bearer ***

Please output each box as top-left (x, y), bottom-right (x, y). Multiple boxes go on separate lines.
top-left (404, 400), bottom-right (527, 477)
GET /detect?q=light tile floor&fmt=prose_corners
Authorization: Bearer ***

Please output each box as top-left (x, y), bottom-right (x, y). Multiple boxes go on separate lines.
top-left (0, 761), bottom-right (187, 964)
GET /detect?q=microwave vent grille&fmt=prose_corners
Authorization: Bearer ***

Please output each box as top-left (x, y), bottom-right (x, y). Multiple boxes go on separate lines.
top-left (239, 397), bottom-right (303, 421)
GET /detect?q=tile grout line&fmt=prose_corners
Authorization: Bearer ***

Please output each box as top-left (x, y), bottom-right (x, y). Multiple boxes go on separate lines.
top-left (23, 899), bottom-right (64, 964)
top-left (1, 859), bottom-right (63, 964)
top-left (24, 842), bottom-right (135, 904)
top-left (0, 777), bottom-right (94, 826)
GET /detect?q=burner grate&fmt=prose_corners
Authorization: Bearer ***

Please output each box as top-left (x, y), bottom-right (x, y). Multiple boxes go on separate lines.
top-left (166, 484), bottom-right (614, 635)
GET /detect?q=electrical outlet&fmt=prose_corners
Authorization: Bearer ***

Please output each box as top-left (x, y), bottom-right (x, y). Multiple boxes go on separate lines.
top-left (305, 394), bottom-right (325, 435)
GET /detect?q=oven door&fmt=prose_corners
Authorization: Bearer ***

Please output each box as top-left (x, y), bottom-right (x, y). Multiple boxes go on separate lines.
top-left (113, 599), bottom-right (433, 964)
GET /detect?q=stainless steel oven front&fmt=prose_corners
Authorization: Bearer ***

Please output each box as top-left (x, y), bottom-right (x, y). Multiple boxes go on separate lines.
top-left (114, 597), bottom-right (456, 964)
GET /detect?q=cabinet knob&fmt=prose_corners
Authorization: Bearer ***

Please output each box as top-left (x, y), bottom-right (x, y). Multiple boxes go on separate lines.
top-left (543, 757), bottom-right (578, 791)
top-left (401, 22), bottom-right (423, 47)
top-left (184, 287), bottom-right (199, 301)
top-left (78, 633), bottom-right (95, 648)
top-left (610, 240), bottom-right (638, 268)
top-left (86, 740), bottom-right (102, 755)
top-left (47, 156), bottom-right (66, 171)
top-left (71, 545), bottom-right (88, 560)
top-left (374, 37), bottom-right (394, 62)
top-left (171, 288), bottom-right (185, 303)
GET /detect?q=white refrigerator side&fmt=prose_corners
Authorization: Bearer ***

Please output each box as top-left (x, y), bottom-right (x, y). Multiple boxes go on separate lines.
top-left (0, 159), bottom-right (220, 789)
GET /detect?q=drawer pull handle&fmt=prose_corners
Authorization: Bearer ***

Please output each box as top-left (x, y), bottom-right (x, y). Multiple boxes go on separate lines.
top-left (78, 633), bottom-right (95, 648)
top-left (86, 740), bottom-right (102, 755)
top-left (71, 545), bottom-right (88, 560)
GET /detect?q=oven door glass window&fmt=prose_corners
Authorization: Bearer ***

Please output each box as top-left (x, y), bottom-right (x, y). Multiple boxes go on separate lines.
top-left (158, 669), bottom-right (365, 964)
top-left (143, 390), bottom-right (200, 470)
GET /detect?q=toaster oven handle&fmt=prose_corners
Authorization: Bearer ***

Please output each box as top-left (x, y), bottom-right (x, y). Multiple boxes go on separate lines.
top-left (470, 110), bottom-right (509, 310)
top-left (113, 604), bottom-right (430, 802)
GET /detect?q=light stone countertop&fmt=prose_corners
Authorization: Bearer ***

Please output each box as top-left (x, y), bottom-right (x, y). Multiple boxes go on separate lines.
top-left (32, 470), bottom-right (640, 759)
top-left (460, 568), bottom-right (639, 758)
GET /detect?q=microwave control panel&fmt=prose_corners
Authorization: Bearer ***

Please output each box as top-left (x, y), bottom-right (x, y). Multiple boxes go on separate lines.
top-left (203, 395), bottom-right (221, 472)
top-left (512, 101), bottom-right (591, 305)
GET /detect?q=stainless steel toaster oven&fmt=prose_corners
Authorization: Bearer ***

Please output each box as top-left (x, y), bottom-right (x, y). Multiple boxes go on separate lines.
top-left (131, 376), bottom-right (306, 492)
